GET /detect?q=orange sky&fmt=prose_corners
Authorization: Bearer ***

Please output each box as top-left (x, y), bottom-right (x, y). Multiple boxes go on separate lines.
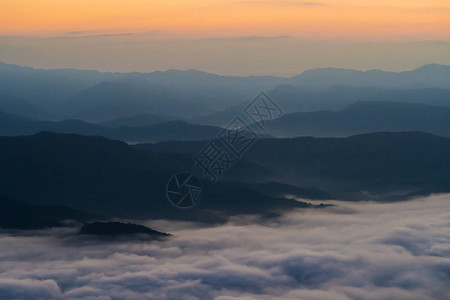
top-left (1, 0), bottom-right (449, 40)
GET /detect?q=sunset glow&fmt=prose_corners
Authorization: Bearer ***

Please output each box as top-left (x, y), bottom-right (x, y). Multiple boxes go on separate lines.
top-left (1, 0), bottom-right (449, 40)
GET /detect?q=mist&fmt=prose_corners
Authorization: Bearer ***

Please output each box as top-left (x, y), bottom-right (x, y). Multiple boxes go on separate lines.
top-left (0, 194), bottom-right (448, 300)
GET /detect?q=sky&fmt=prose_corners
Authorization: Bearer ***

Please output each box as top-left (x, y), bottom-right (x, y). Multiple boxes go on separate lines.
top-left (0, 194), bottom-right (449, 299)
top-left (0, 0), bottom-right (449, 75)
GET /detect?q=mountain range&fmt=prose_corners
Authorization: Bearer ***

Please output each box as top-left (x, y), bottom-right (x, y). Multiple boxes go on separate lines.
top-left (192, 87), bottom-right (450, 126)
top-left (1, 62), bottom-right (449, 122)
top-left (0, 111), bottom-right (223, 142)
top-left (261, 101), bottom-right (450, 138)
top-left (99, 114), bottom-right (179, 128)
top-left (1, 130), bottom-right (449, 227)
top-left (0, 132), bottom-right (315, 223)
top-left (1, 62), bottom-right (450, 228)
top-left (1, 99), bottom-right (450, 142)
top-left (137, 131), bottom-right (450, 199)
top-left (287, 64), bottom-right (450, 89)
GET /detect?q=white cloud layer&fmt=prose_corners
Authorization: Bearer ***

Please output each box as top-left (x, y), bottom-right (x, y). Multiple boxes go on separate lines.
top-left (0, 194), bottom-right (449, 300)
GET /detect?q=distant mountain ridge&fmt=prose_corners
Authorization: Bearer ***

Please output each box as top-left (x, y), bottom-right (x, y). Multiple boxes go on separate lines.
top-left (0, 111), bottom-right (223, 142)
top-left (1, 61), bottom-right (449, 121)
top-left (0, 93), bottom-right (46, 119)
top-left (193, 87), bottom-right (450, 126)
top-left (3, 99), bottom-right (449, 142)
top-left (288, 64), bottom-right (450, 89)
top-left (261, 101), bottom-right (450, 138)
top-left (269, 86), bottom-right (450, 113)
top-left (58, 81), bottom-right (213, 121)
top-left (100, 114), bottom-right (179, 128)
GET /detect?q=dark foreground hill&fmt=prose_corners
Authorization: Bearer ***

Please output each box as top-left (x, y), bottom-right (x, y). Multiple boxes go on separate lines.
top-left (79, 222), bottom-right (170, 238)
top-left (0, 132), bottom-right (315, 223)
top-left (0, 195), bottom-right (92, 229)
top-left (136, 131), bottom-right (450, 199)
top-left (2, 131), bottom-right (447, 226)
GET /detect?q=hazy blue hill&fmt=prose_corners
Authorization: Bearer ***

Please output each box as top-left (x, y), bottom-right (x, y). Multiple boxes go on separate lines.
top-left (268, 85), bottom-right (381, 112)
top-left (0, 111), bottom-right (224, 142)
top-left (57, 81), bottom-right (212, 122)
top-left (405, 64), bottom-right (450, 87)
top-left (268, 86), bottom-right (450, 113)
top-left (100, 114), bottom-right (179, 128)
top-left (0, 62), bottom-right (285, 120)
top-left (135, 139), bottom-right (209, 154)
top-left (0, 62), bottom-right (120, 106)
top-left (111, 120), bottom-right (222, 142)
top-left (194, 87), bottom-right (450, 126)
top-left (0, 111), bottom-right (113, 137)
top-left (190, 85), bottom-right (352, 126)
top-left (288, 64), bottom-right (450, 89)
top-left (0, 110), bottom-right (36, 135)
top-left (60, 72), bottom-right (284, 121)
top-left (127, 69), bottom-right (286, 111)
top-left (190, 103), bottom-right (248, 127)
top-left (289, 68), bottom-right (399, 88)
top-left (373, 88), bottom-right (450, 107)
top-left (0, 93), bottom-right (48, 119)
top-left (262, 101), bottom-right (450, 137)
top-left (1, 62), bottom-right (449, 122)
top-left (41, 119), bottom-right (110, 135)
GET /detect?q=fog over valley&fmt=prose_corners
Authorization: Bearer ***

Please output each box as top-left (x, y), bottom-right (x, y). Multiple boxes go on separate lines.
top-left (0, 194), bottom-right (448, 299)
top-left (0, 4), bottom-right (449, 297)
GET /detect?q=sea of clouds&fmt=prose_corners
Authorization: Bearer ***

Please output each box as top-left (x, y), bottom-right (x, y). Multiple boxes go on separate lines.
top-left (0, 194), bottom-right (449, 300)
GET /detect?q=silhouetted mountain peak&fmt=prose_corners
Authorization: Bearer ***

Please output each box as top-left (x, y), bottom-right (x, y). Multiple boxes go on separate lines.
top-left (79, 222), bottom-right (170, 237)
top-left (412, 63), bottom-right (449, 72)
top-left (297, 67), bottom-right (360, 78)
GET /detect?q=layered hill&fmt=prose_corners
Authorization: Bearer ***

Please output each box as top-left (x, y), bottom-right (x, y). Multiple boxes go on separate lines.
top-left (0, 111), bottom-right (222, 143)
top-left (136, 131), bottom-right (450, 199)
top-left (262, 101), bottom-right (450, 138)
top-left (0, 132), bottom-right (310, 222)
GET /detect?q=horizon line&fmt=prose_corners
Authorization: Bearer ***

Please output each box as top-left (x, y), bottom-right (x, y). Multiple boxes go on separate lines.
top-left (0, 61), bottom-right (447, 78)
